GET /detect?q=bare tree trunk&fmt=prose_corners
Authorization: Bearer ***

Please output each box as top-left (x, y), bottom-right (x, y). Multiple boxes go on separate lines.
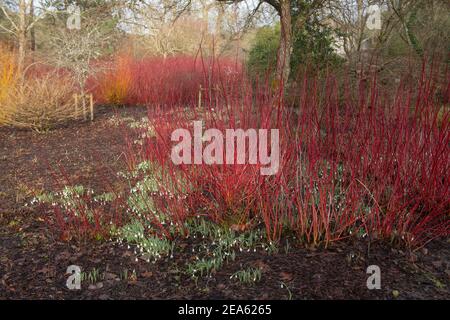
top-left (201, 0), bottom-right (209, 35)
top-left (30, 0), bottom-right (36, 52)
top-left (276, 0), bottom-right (292, 86)
top-left (215, 3), bottom-right (224, 49)
top-left (356, 0), bottom-right (364, 61)
top-left (17, 0), bottom-right (28, 81)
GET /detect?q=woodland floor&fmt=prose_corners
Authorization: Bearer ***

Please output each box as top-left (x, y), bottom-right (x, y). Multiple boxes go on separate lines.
top-left (0, 106), bottom-right (449, 300)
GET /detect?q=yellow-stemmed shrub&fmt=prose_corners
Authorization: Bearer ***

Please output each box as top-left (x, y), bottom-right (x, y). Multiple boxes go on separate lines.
top-left (0, 75), bottom-right (80, 131)
top-left (97, 55), bottom-right (132, 105)
top-left (0, 45), bottom-right (17, 120)
top-left (0, 45), bottom-right (82, 131)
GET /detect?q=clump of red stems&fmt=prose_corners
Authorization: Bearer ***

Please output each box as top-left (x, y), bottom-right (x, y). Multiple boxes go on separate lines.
top-left (90, 55), bottom-right (243, 107)
top-left (125, 61), bottom-right (449, 249)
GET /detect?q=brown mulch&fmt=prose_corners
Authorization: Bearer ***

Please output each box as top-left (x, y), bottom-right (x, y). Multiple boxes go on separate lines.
top-left (0, 106), bottom-right (449, 300)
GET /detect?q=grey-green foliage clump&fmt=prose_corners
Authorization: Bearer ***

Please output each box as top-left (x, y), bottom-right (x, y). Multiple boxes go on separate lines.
top-left (113, 219), bottom-right (175, 263)
top-left (114, 216), bottom-right (276, 283)
top-left (33, 185), bottom-right (93, 218)
top-left (184, 218), bottom-right (274, 279)
top-left (127, 117), bottom-right (156, 145)
top-left (231, 267), bottom-right (262, 284)
top-left (33, 185), bottom-right (117, 220)
top-left (113, 160), bottom-right (184, 262)
top-left (119, 160), bottom-right (168, 223)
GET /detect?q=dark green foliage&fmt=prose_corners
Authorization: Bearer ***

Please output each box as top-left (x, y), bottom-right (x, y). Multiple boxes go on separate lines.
top-left (291, 19), bottom-right (343, 73)
top-left (247, 25), bottom-right (280, 77)
top-left (247, 20), bottom-right (343, 80)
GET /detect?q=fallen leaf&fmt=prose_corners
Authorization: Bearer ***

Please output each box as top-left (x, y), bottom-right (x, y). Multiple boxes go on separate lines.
top-left (141, 271), bottom-right (153, 278)
top-left (254, 260), bottom-right (270, 272)
top-left (280, 272), bottom-right (293, 282)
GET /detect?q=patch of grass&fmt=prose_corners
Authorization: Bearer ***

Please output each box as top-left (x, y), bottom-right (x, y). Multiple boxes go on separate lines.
top-left (80, 267), bottom-right (101, 284)
top-left (230, 267), bottom-right (262, 284)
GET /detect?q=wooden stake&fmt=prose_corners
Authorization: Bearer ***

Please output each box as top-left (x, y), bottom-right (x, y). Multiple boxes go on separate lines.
top-left (74, 94), bottom-right (79, 117)
top-left (89, 94), bottom-right (94, 121)
top-left (198, 85), bottom-right (202, 109)
top-left (215, 84), bottom-right (219, 108)
top-left (82, 94), bottom-right (87, 121)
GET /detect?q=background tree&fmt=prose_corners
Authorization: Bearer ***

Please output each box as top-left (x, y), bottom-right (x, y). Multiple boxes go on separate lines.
top-left (0, 0), bottom-right (53, 79)
top-left (44, 1), bottom-right (125, 95)
top-left (247, 17), bottom-right (342, 79)
top-left (216, 0), bottom-right (329, 86)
